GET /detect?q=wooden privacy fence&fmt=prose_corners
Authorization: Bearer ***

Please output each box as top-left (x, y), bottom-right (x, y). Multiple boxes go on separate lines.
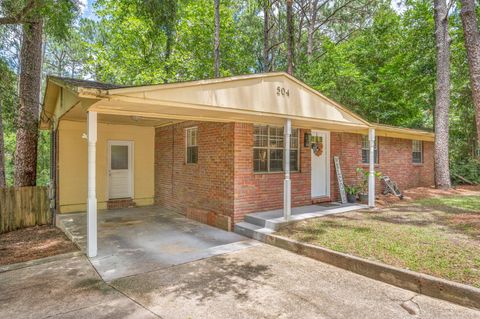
top-left (0, 186), bottom-right (52, 233)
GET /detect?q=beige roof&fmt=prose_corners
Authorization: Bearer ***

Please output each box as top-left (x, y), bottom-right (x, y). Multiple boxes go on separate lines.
top-left (40, 72), bottom-right (434, 141)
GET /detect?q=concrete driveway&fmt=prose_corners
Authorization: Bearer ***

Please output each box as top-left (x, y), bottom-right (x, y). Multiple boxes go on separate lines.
top-left (1, 243), bottom-right (479, 319)
top-left (58, 207), bottom-right (257, 280)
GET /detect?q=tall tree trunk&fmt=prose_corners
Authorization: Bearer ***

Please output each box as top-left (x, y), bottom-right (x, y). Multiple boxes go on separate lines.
top-left (307, 0), bottom-right (318, 60)
top-left (14, 20), bottom-right (43, 186)
top-left (460, 0), bottom-right (480, 147)
top-left (214, 0), bottom-right (220, 78)
top-left (433, 0), bottom-right (451, 189)
top-left (0, 101), bottom-right (6, 188)
top-left (286, 0), bottom-right (294, 75)
top-left (263, 0), bottom-right (270, 72)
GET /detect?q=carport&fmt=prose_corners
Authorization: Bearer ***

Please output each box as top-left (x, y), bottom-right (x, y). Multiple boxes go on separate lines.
top-left (57, 206), bottom-right (257, 281)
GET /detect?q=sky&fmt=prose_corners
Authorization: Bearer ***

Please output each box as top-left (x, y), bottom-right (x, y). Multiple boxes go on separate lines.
top-left (80, 0), bottom-right (96, 19)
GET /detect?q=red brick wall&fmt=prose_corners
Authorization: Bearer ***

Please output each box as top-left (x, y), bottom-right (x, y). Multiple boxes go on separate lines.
top-left (330, 132), bottom-right (434, 201)
top-left (155, 121), bottom-right (235, 219)
top-left (232, 123), bottom-right (312, 223)
top-left (155, 122), bottom-right (434, 224)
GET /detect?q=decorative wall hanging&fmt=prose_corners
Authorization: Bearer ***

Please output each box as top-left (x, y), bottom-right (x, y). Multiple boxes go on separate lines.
top-left (311, 136), bottom-right (324, 157)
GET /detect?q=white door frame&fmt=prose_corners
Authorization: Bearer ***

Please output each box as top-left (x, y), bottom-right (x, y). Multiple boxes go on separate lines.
top-left (107, 140), bottom-right (134, 199)
top-left (310, 130), bottom-right (330, 198)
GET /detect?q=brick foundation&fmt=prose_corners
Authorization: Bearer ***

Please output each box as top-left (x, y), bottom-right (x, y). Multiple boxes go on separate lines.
top-left (107, 198), bottom-right (136, 210)
top-left (155, 121), bottom-right (434, 229)
top-left (186, 207), bottom-right (232, 231)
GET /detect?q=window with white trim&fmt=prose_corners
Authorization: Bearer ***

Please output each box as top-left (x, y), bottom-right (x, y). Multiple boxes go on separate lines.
top-left (412, 140), bottom-right (423, 163)
top-left (253, 125), bottom-right (299, 172)
top-left (186, 127), bottom-right (198, 164)
top-left (361, 135), bottom-right (378, 164)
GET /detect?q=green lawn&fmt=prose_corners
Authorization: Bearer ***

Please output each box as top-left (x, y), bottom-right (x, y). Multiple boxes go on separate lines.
top-left (278, 195), bottom-right (480, 287)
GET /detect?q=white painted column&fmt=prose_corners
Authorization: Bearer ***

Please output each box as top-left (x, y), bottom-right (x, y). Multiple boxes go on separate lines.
top-left (87, 111), bottom-right (97, 258)
top-left (283, 119), bottom-right (292, 220)
top-left (368, 128), bottom-right (376, 208)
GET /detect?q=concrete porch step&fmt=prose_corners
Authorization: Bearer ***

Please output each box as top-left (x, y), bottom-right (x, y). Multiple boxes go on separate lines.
top-left (244, 214), bottom-right (267, 228)
top-left (234, 222), bottom-right (272, 241)
top-left (234, 222), bottom-right (262, 238)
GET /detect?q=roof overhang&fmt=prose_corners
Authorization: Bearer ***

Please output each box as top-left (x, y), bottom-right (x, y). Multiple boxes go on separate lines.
top-left (374, 124), bottom-right (434, 142)
top-left (40, 72), bottom-right (434, 141)
top-left (77, 72), bottom-right (370, 133)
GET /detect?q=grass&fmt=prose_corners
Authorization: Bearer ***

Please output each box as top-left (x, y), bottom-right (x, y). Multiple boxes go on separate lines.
top-left (416, 195), bottom-right (480, 213)
top-left (278, 195), bottom-right (480, 288)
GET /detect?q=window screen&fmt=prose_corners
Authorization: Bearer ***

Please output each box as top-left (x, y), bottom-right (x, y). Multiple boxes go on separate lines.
top-left (111, 145), bottom-right (129, 170)
top-left (412, 140), bottom-right (423, 163)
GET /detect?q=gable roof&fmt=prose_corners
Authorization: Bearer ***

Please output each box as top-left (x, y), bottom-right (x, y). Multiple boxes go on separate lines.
top-left (40, 72), bottom-right (434, 141)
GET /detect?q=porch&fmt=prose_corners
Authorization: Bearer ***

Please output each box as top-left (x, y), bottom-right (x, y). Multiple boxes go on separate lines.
top-left (235, 202), bottom-right (367, 237)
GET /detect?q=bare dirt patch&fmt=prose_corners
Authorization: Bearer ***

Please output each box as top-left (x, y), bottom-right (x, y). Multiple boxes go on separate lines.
top-left (0, 226), bottom-right (78, 266)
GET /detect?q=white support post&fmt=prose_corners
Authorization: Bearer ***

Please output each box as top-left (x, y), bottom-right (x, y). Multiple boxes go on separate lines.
top-left (368, 128), bottom-right (376, 208)
top-left (87, 111), bottom-right (97, 258)
top-left (283, 119), bottom-right (292, 220)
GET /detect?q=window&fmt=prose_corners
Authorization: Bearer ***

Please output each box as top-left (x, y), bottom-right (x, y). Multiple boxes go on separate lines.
top-left (186, 127), bottom-right (198, 164)
top-left (361, 136), bottom-right (378, 164)
top-left (412, 140), bottom-right (423, 163)
top-left (111, 145), bottom-right (129, 169)
top-left (253, 125), bottom-right (299, 172)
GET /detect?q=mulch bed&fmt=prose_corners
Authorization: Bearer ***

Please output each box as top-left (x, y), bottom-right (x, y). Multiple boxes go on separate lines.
top-left (0, 226), bottom-right (78, 266)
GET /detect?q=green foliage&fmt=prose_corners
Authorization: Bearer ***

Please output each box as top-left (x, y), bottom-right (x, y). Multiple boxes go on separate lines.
top-left (0, 0), bottom-right (80, 39)
top-left (78, 0), bottom-right (261, 84)
top-left (355, 167), bottom-right (382, 193)
top-left (450, 157), bottom-right (480, 185)
top-left (344, 184), bottom-right (361, 195)
top-left (36, 131), bottom-right (50, 186)
top-left (0, 58), bottom-right (16, 186)
top-left (301, 3), bottom-right (436, 128)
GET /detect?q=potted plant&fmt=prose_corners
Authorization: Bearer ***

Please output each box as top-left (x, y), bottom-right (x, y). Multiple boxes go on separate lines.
top-left (344, 184), bottom-right (360, 203)
top-left (356, 167), bottom-right (382, 203)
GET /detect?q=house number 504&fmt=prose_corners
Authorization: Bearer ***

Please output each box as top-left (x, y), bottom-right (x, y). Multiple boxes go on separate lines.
top-left (276, 86), bottom-right (290, 97)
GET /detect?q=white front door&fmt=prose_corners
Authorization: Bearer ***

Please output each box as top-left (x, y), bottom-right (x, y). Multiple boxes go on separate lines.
top-left (108, 141), bottom-right (133, 199)
top-left (311, 131), bottom-right (330, 198)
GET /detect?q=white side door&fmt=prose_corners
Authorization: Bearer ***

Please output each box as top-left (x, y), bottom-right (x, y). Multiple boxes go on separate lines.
top-left (311, 131), bottom-right (330, 198)
top-left (108, 141), bottom-right (133, 199)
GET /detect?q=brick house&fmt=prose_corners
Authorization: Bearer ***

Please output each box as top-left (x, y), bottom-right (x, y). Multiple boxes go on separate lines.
top-left (40, 72), bottom-right (434, 257)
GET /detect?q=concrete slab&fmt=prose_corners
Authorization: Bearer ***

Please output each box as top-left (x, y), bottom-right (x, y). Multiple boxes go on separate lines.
top-left (58, 206), bottom-right (257, 281)
top-left (111, 244), bottom-right (480, 319)
top-left (243, 202), bottom-right (367, 230)
top-left (0, 255), bottom-right (157, 319)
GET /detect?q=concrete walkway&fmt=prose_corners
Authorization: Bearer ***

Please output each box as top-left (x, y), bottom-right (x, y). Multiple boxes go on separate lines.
top-left (1, 244), bottom-right (479, 319)
top-left (58, 207), bottom-right (257, 281)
